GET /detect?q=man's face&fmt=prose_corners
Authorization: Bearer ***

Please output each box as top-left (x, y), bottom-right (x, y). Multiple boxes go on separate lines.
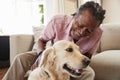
top-left (70, 10), bottom-right (100, 40)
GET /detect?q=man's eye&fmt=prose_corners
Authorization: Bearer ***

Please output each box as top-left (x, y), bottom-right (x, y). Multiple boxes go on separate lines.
top-left (86, 29), bottom-right (92, 34)
top-left (78, 24), bottom-right (84, 28)
top-left (66, 48), bottom-right (73, 52)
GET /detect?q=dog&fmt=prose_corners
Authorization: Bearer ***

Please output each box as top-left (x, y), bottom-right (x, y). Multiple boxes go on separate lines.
top-left (28, 40), bottom-right (90, 80)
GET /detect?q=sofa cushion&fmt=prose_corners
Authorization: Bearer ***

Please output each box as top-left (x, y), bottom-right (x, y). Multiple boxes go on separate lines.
top-left (32, 26), bottom-right (51, 53)
top-left (90, 50), bottom-right (120, 80)
top-left (100, 23), bottom-right (120, 52)
top-left (32, 26), bottom-right (44, 42)
top-left (32, 26), bottom-right (44, 52)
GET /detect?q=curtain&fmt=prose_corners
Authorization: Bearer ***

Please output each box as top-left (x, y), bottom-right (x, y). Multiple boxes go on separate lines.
top-left (0, 0), bottom-right (45, 34)
top-left (0, 0), bottom-right (33, 34)
top-left (52, 0), bottom-right (65, 14)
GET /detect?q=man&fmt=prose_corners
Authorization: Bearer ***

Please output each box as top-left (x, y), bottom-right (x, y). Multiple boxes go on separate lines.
top-left (3, 1), bottom-right (105, 80)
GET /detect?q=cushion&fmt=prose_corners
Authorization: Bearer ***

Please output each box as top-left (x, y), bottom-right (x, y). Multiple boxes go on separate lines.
top-left (32, 26), bottom-right (44, 52)
top-left (100, 23), bottom-right (120, 51)
top-left (32, 25), bottom-right (51, 53)
top-left (33, 25), bottom-right (44, 42)
top-left (90, 50), bottom-right (120, 80)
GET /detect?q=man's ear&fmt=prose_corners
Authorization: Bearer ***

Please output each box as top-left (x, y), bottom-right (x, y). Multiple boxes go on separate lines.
top-left (39, 47), bottom-right (55, 67)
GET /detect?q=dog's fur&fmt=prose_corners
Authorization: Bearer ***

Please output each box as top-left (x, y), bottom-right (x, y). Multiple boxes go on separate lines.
top-left (28, 40), bottom-right (90, 80)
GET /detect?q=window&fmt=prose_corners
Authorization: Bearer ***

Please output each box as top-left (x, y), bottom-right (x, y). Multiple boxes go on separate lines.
top-left (0, 0), bottom-right (45, 34)
top-left (32, 0), bottom-right (45, 26)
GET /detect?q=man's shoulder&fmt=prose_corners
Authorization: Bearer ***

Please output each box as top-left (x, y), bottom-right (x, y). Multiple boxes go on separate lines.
top-left (91, 27), bottom-right (103, 39)
top-left (96, 27), bottom-right (103, 34)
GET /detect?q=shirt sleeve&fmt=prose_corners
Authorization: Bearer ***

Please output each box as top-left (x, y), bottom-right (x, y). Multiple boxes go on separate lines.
top-left (89, 28), bottom-right (103, 54)
top-left (89, 38), bottom-right (101, 54)
top-left (40, 16), bottom-right (56, 41)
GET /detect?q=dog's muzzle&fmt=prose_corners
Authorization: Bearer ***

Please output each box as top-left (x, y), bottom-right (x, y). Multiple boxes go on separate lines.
top-left (63, 64), bottom-right (83, 76)
top-left (63, 58), bottom-right (90, 76)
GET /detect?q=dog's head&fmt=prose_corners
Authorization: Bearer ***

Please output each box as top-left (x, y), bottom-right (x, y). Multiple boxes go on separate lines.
top-left (40, 40), bottom-right (90, 78)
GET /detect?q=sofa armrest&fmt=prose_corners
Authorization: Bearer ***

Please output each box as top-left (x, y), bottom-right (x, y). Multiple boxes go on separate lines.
top-left (90, 50), bottom-right (120, 80)
top-left (10, 34), bottom-right (34, 64)
top-left (100, 23), bottom-right (120, 52)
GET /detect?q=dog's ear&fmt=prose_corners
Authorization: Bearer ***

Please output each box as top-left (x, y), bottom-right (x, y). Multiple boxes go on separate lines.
top-left (39, 47), bottom-right (56, 67)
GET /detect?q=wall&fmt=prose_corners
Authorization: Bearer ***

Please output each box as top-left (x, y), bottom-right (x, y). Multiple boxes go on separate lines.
top-left (46, 0), bottom-right (120, 24)
top-left (45, 0), bottom-right (77, 24)
top-left (64, 0), bottom-right (77, 14)
top-left (102, 0), bottom-right (120, 23)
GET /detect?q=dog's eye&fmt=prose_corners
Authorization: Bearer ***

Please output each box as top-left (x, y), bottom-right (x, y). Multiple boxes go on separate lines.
top-left (66, 48), bottom-right (73, 52)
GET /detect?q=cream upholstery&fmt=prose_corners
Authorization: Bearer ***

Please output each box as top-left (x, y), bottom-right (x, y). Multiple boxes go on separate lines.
top-left (9, 23), bottom-right (120, 80)
top-left (100, 23), bottom-right (120, 51)
top-left (10, 34), bottom-right (34, 64)
top-left (90, 23), bottom-right (120, 80)
top-left (90, 50), bottom-right (120, 80)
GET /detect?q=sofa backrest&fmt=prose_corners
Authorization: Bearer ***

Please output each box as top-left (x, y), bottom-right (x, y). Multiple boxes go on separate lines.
top-left (99, 23), bottom-right (120, 52)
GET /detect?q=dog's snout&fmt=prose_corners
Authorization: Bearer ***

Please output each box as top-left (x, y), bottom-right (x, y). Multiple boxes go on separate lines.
top-left (82, 58), bottom-right (90, 67)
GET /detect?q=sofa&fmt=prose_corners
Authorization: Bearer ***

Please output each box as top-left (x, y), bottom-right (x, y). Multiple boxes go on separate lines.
top-left (10, 23), bottom-right (120, 80)
top-left (90, 23), bottom-right (120, 80)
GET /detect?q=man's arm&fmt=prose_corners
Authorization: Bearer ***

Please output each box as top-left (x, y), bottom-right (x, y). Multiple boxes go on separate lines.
top-left (30, 38), bottom-right (47, 70)
top-left (38, 38), bottom-right (47, 52)
top-left (84, 28), bottom-right (102, 59)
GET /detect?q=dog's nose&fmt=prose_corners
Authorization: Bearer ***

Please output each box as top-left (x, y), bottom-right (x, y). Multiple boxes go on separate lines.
top-left (82, 58), bottom-right (90, 67)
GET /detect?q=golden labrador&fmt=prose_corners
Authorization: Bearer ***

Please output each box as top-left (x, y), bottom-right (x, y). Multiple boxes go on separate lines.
top-left (28, 40), bottom-right (90, 80)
